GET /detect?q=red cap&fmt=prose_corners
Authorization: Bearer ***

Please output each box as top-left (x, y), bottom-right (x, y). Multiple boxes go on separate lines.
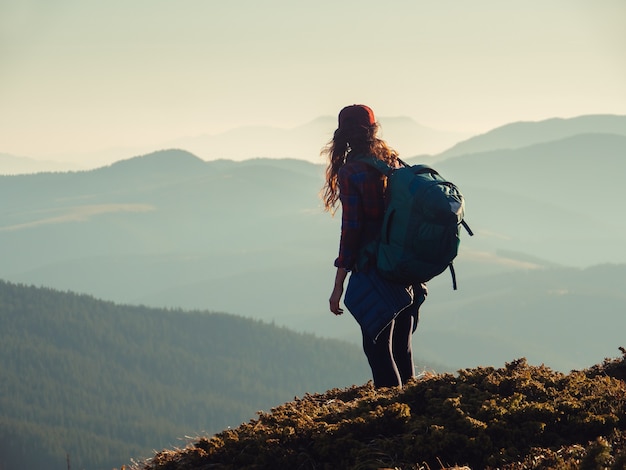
top-left (338, 104), bottom-right (376, 129)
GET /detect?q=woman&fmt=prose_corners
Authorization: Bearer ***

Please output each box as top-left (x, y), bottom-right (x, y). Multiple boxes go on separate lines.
top-left (321, 104), bottom-right (424, 388)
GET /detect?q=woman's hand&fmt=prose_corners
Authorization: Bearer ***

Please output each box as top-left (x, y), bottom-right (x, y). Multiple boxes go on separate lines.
top-left (329, 267), bottom-right (348, 315)
top-left (329, 284), bottom-right (344, 315)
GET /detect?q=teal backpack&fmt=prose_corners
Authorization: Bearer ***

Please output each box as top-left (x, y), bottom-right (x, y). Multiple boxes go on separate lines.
top-left (357, 155), bottom-right (473, 290)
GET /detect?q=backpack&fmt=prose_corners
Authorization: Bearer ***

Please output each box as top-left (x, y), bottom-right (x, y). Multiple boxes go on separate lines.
top-left (356, 155), bottom-right (473, 290)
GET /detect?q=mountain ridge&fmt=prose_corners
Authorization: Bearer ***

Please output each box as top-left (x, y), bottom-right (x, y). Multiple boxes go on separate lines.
top-left (3, 113), bottom-right (624, 174)
top-left (0, 115), bottom-right (469, 173)
top-left (438, 114), bottom-right (626, 159)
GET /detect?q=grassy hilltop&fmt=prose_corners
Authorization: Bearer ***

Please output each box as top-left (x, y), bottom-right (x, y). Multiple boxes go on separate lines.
top-left (133, 351), bottom-right (626, 470)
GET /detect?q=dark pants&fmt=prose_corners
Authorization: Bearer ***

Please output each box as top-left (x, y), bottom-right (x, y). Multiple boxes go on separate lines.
top-left (362, 306), bottom-right (418, 388)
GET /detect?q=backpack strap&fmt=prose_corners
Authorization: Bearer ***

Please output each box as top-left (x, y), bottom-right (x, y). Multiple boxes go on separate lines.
top-left (353, 154), bottom-right (394, 176)
top-left (355, 155), bottom-right (437, 179)
top-left (461, 220), bottom-right (474, 236)
top-left (449, 263), bottom-right (458, 290)
top-left (412, 164), bottom-right (439, 177)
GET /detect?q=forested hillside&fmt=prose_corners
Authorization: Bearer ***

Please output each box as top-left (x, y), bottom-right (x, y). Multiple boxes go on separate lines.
top-left (0, 280), bottom-right (370, 470)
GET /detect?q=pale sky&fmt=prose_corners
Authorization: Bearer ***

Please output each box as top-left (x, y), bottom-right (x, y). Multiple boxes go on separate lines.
top-left (1, 0), bottom-right (624, 162)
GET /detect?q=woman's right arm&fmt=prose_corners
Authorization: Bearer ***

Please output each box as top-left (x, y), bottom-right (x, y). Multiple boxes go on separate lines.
top-left (329, 267), bottom-right (348, 315)
top-left (329, 167), bottom-right (362, 315)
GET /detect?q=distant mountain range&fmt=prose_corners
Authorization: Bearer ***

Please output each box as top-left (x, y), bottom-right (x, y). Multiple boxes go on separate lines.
top-left (0, 115), bottom-right (469, 174)
top-left (1, 114), bottom-right (625, 374)
top-left (438, 114), bottom-right (626, 158)
top-left (164, 115), bottom-right (469, 162)
top-left (3, 114), bottom-right (623, 174)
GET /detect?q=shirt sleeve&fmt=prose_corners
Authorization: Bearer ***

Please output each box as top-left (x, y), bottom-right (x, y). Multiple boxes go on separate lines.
top-left (334, 167), bottom-right (364, 270)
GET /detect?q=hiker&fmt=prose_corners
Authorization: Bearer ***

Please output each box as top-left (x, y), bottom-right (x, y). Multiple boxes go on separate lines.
top-left (321, 104), bottom-right (426, 388)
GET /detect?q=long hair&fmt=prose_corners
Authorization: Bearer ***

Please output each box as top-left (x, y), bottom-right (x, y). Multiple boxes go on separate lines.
top-left (321, 122), bottom-right (399, 213)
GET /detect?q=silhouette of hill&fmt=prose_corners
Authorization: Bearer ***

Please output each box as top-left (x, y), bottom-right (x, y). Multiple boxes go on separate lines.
top-left (104, 148), bottom-right (208, 177)
top-left (134, 353), bottom-right (626, 470)
top-left (437, 114), bottom-right (626, 159)
top-left (0, 279), bottom-right (370, 470)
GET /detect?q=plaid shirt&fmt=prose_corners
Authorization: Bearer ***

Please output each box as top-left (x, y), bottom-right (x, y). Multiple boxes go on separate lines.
top-left (334, 155), bottom-right (386, 270)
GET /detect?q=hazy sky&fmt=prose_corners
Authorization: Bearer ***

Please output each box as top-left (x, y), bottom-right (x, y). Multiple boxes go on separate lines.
top-left (1, 0), bottom-right (624, 161)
